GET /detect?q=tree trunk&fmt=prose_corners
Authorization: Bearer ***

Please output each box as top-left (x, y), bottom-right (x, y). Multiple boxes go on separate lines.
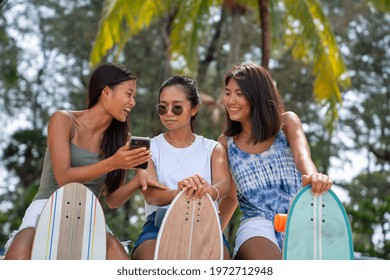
top-left (161, 8), bottom-right (178, 79)
top-left (197, 5), bottom-right (226, 85)
top-left (258, 0), bottom-right (271, 70)
top-left (210, 2), bottom-right (245, 125)
top-left (226, 8), bottom-right (242, 67)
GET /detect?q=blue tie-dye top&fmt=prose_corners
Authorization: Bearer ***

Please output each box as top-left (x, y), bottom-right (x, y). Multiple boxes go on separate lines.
top-left (228, 130), bottom-right (302, 248)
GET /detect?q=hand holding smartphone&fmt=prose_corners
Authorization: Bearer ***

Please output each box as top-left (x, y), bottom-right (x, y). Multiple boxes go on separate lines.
top-left (129, 136), bottom-right (151, 169)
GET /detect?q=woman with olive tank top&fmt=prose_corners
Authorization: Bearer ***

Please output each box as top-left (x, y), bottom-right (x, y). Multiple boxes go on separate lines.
top-left (4, 63), bottom-right (166, 260)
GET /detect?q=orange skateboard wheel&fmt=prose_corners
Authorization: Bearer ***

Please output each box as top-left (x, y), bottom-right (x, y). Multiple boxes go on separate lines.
top-left (274, 214), bottom-right (287, 232)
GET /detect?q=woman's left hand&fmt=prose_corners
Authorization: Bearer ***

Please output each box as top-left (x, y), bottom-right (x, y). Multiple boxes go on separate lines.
top-left (178, 174), bottom-right (213, 200)
top-left (302, 173), bottom-right (333, 195)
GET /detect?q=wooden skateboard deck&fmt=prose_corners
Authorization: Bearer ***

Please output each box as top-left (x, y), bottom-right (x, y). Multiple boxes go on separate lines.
top-left (281, 185), bottom-right (354, 260)
top-left (154, 190), bottom-right (223, 260)
top-left (31, 182), bottom-right (106, 260)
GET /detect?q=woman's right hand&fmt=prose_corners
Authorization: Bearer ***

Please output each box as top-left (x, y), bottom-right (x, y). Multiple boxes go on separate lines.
top-left (112, 141), bottom-right (151, 169)
top-left (137, 169), bottom-right (169, 191)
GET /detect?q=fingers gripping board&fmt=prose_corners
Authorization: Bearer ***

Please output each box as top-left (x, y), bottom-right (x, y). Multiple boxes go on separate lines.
top-left (31, 182), bottom-right (106, 260)
top-left (154, 190), bottom-right (223, 260)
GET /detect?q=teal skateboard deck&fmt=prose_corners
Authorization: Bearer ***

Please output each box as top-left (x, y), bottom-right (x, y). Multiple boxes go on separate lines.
top-left (282, 185), bottom-right (354, 260)
top-left (154, 190), bottom-right (223, 260)
top-left (31, 182), bottom-right (106, 259)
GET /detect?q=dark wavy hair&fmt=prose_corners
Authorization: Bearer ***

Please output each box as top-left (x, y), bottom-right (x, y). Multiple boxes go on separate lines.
top-left (223, 62), bottom-right (285, 144)
top-left (87, 63), bottom-right (136, 194)
top-left (158, 75), bottom-right (201, 132)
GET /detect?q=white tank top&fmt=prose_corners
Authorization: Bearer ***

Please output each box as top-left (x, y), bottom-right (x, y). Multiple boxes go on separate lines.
top-left (144, 133), bottom-right (218, 217)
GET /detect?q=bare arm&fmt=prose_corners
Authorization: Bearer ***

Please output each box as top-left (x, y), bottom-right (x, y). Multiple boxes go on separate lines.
top-left (181, 143), bottom-right (230, 199)
top-left (209, 143), bottom-right (231, 200)
top-left (139, 159), bottom-right (179, 206)
top-left (282, 111), bottom-right (332, 194)
top-left (218, 175), bottom-right (238, 231)
top-left (105, 168), bottom-right (169, 209)
top-left (217, 134), bottom-right (238, 231)
top-left (48, 111), bottom-right (151, 187)
top-left (105, 173), bottom-right (142, 208)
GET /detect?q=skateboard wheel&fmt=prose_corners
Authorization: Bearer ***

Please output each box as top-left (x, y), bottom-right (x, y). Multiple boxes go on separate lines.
top-left (274, 214), bottom-right (287, 232)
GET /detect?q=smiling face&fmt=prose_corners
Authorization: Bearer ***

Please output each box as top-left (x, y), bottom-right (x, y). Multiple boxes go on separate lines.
top-left (224, 78), bottom-right (251, 123)
top-left (158, 85), bottom-right (198, 131)
top-left (104, 79), bottom-right (137, 122)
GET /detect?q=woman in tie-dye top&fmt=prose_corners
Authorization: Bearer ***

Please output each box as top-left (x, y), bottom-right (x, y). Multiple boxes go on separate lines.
top-left (218, 62), bottom-right (333, 260)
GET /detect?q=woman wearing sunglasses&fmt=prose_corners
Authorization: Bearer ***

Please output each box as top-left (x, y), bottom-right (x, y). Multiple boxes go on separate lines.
top-left (131, 75), bottom-right (231, 259)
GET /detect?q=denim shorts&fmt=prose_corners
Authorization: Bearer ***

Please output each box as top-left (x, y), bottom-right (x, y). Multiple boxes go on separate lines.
top-left (133, 211), bottom-right (231, 256)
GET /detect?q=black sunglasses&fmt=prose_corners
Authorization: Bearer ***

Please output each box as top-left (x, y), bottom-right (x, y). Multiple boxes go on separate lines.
top-left (155, 104), bottom-right (184, 115)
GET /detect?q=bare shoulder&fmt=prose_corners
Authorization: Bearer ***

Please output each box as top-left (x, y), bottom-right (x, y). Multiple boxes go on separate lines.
top-left (211, 142), bottom-right (228, 167)
top-left (282, 111), bottom-right (304, 130)
top-left (212, 142), bottom-right (227, 156)
top-left (49, 110), bottom-right (72, 124)
top-left (47, 110), bottom-right (73, 134)
top-left (282, 111), bottom-right (301, 124)
top-left (217, 133), bottom-right (228, 150)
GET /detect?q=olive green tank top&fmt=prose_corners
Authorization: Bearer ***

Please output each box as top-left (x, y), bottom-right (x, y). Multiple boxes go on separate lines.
top-left (33, 143), bottom-right (107, 200)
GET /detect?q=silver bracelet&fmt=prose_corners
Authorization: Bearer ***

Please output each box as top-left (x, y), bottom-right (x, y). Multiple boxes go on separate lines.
top-left (210, 185), bottom-right (219, 200)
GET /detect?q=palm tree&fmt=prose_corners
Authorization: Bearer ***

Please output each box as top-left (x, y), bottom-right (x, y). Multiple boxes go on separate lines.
top-left (89, 0), bottom-right (389, 128)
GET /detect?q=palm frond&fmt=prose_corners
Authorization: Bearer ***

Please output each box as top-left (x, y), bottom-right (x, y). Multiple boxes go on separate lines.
top-left (90, 0), bottom-right (166, 67)
top-left (283, 0), bottom-right (351, 129)
top-left (368, 0), bottom-right (390, 12)
top-left (170, 0), bottom-right (221, 73)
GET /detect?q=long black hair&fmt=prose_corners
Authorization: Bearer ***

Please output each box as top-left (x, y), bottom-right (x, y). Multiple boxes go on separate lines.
top-left (224, 62), bottom-right (284, 144)
top-left (88, 63), bottom-right (136, 193)
top-left (158, 75), bottom-right (201, 132)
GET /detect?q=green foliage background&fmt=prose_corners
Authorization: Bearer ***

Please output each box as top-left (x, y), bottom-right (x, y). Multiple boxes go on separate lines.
top-left (0, 0), bottom-right (388, 259)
